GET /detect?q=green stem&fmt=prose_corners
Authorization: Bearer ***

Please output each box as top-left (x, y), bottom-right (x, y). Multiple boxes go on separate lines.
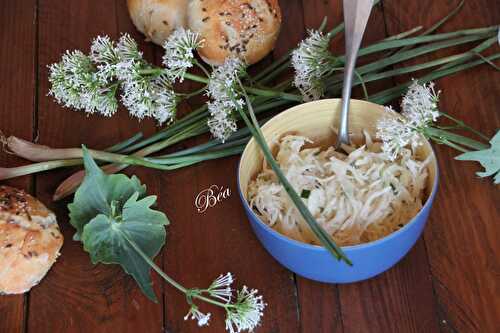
top-left (326, 38), bottom-right (497, 94)
top-left (146, 144), bottom-right (246, 165)
top-left (194, 59), bottom-right (211, 77)
top-left (439, 112), bottom-right (489, 141)
top-left (354, 70), bottom-right (369, 101)
top-left (323, 33), bottom-right (495, 94)
top-left (356, 34), bottom-right (491, 75)
top-left (384, 0), bottom-right (464, 57)
top-left (255, 18), bottom-right (347, 85)
top-left (437, 37), bottom-right (498, 71)
top-left (106, 132), bottom-right (143, 153)
top-left (0, 159), bottom-right (83, 180)
top-left (183, 72), bottom-right (302, 102)
top-left (424, 127), bottom-right (488, 150)
top-left (121, 231), bottom-right (232, 309)
top-left (430, 137), bottom-right (469, 153)
top-left (121, 105), bottom-right (208, 153)
top-left (183, 85), bottom-right (208, 99)
top-left (383, 26), bottom-right (423, 41)
top-left (253, 51), bottom-right (292, 82)
top-left (471, 51), bottom-right (500, 71)
top-left (354, 26), bottom-right (497, 59)
top-left (369, 52), bottom-right (500, 104)
top-left (236, 79), bottom-right (351, 265)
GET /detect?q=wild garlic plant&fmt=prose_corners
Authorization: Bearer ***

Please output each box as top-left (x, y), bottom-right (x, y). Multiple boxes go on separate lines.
top-left (206, 58), bottom-right (247, 142)
top-left (49, 34), bottom-right (180, 123)
top-left (202, 59), bottom-right (352, 262)
top-left (376, 80), bottom-right (492, 161)
top-left (48, 28), bottom-right (299, 125)
top-left (181, 273), bottom-right (266, 332)
top-left (291, 29), bottom-right (339, 101)
top-left (70, 148), bottom-right (266, 332)
top-left (377, 81), bottom-right (441, 160)
top-left (165, 271), bottom-right (266, 332)
top-left (3, 4), bottom-right (500, 191)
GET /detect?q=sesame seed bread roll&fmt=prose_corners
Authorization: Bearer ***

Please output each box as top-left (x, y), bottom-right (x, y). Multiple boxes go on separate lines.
top-left (127, 0), bottom-right (189, 45)
top-left (0, 186), bottom-right (63, 295)
top-left (187, 0), bottom-right (282, 65)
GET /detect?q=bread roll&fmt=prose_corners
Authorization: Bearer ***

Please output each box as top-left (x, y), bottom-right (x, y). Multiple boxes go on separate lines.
top-left (188, 0), bottom-right (282, 65)
top-left (127, 0), bottom-right (189, 45)
top-left (0, 186), bottom-right (63, 294)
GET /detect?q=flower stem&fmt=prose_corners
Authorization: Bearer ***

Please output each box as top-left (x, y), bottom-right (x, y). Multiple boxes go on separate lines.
top-left (194, 59), bottom-right (211, 77)
top-left (355, 26), bottom-right (497, 58)
top-left (106, 132), bottom-right (144, 153)
top-left (424, 127), bottom-right (488, 150)
top-left (183, 85), bottom-right (208, 99)
top-left (183, 72), bottom-right (302, 101)
top-left (430, 137), bottom-right (469, 153)
top-left (439, 112), bottom-right (489, 141)
top-left (0, 159), bottom-right (83, 180)
top-left (383, 0), bottom-right (464, 58)
top-left (235, 78), bottom-right (351, 265)
top-left (121, 231), bottom-right (232, 309)
top-left (369, 52), bottom-right (500, 105)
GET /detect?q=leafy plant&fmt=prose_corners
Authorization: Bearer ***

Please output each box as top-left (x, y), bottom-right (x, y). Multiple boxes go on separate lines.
top-left (456, 130), bottom-right (500, 184)
top-left (2, 3), bottom-right (499, 196)
top-left (67, 147), bottom-right (266, 332)
top-left (68, 146), bottom-right (167, 301)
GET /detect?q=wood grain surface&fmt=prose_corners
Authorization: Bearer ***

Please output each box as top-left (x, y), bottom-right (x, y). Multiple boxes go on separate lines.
top-left (0, 0), bottom-right (498, 332)
top-left (0, 1), bottom-right (36, 332)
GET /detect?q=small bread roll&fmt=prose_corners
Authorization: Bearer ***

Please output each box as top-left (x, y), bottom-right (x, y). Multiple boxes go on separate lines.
top-left (188, 0), bottom-right (282, 65)
top-left (0, 186), bottom-right (63, 295)
top-left (127, 0), bottom-right (189, 45)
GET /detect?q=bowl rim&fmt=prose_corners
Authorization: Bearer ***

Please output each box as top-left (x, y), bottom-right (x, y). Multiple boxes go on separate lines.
top-left (237, 99), bottom-right (440, 252)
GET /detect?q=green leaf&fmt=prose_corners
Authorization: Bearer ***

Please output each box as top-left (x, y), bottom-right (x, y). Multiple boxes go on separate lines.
top-left (82, 193), bottom-right (169, 302)
top-left (456, 130), bottom-right (500, 184)
top-left (68, 146), bottom-right (146, 240)
top-left (68, 146), bottom-right (169, 302)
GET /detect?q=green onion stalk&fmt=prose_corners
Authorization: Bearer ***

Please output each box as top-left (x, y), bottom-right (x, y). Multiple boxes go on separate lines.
top-left (1, 4), bottom-right (498, 200)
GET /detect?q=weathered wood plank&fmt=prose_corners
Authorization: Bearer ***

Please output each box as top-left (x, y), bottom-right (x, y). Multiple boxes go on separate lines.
top-left (383, 0), bottom-right (500, 331)
top-left (296, 1), bottom-right (441, 332)
top-left (0, 1), bottom-right (37, 332)
top-left (160, 1), bottom-right (305, 331)
top-left (27, 1), bottom-right (162, 332)
top-left (1, 0), bottom-right (497, 332)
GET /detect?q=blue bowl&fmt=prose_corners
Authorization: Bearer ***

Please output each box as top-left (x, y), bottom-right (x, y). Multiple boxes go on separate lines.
top-left (237, 99), bottom-right (439, 283)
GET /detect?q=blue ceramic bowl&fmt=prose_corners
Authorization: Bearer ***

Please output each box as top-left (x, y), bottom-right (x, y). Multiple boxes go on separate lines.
top-left (237, 99), bottom-right (439, 283)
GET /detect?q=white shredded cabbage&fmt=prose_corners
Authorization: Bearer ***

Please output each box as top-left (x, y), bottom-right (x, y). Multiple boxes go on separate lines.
top-left (248, 133), bottom-right (432, 246)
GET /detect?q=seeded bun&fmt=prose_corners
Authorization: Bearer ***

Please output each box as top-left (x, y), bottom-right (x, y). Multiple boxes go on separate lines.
top-left (187, 0), bottom-right (282, 65)
top-left (0, 186), bottom-right (63, 295)
top-left (127, 0), bottom-right (189, 45)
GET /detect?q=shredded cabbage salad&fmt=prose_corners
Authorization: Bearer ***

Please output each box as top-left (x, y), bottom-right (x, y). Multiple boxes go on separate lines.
top-left (248, 134), bottom-right (432, 246)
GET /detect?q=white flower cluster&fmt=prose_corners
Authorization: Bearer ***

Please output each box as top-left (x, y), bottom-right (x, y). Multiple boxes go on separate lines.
top-left (377, 81), bottom-right (441, 160)
top-left (48, 50), bottom-right (118, 116)
top-left (225, 286), bottom-right (266, 333)
top-left (183, 273), bottom-right (266, 333)
top-left (206, 58), bottom-right (247, 142)
top-left (89, 35), bottom-right (120, 84)
top-left (401, 81), bottom-right (440, 126)
top-left (208, 272), bottom-right (234, 303)
top-left (48, 33), bottom-right (178, 124)
top-left (116, 35), bottom-right (177, 123)
top-left (162, 28), bottom-right (204, 82)
top-left (120, 70), bottom-right (177, 124)
top-left (184, 304), bottom-right (211, 327)
top-left (376, 108), bottom-right (423, 161)
top-left (291, 30), bottom-right (334, 101)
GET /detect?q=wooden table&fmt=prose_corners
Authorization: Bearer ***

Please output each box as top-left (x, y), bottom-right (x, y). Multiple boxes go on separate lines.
top-left (1, 1), bottom-right (499, 332)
